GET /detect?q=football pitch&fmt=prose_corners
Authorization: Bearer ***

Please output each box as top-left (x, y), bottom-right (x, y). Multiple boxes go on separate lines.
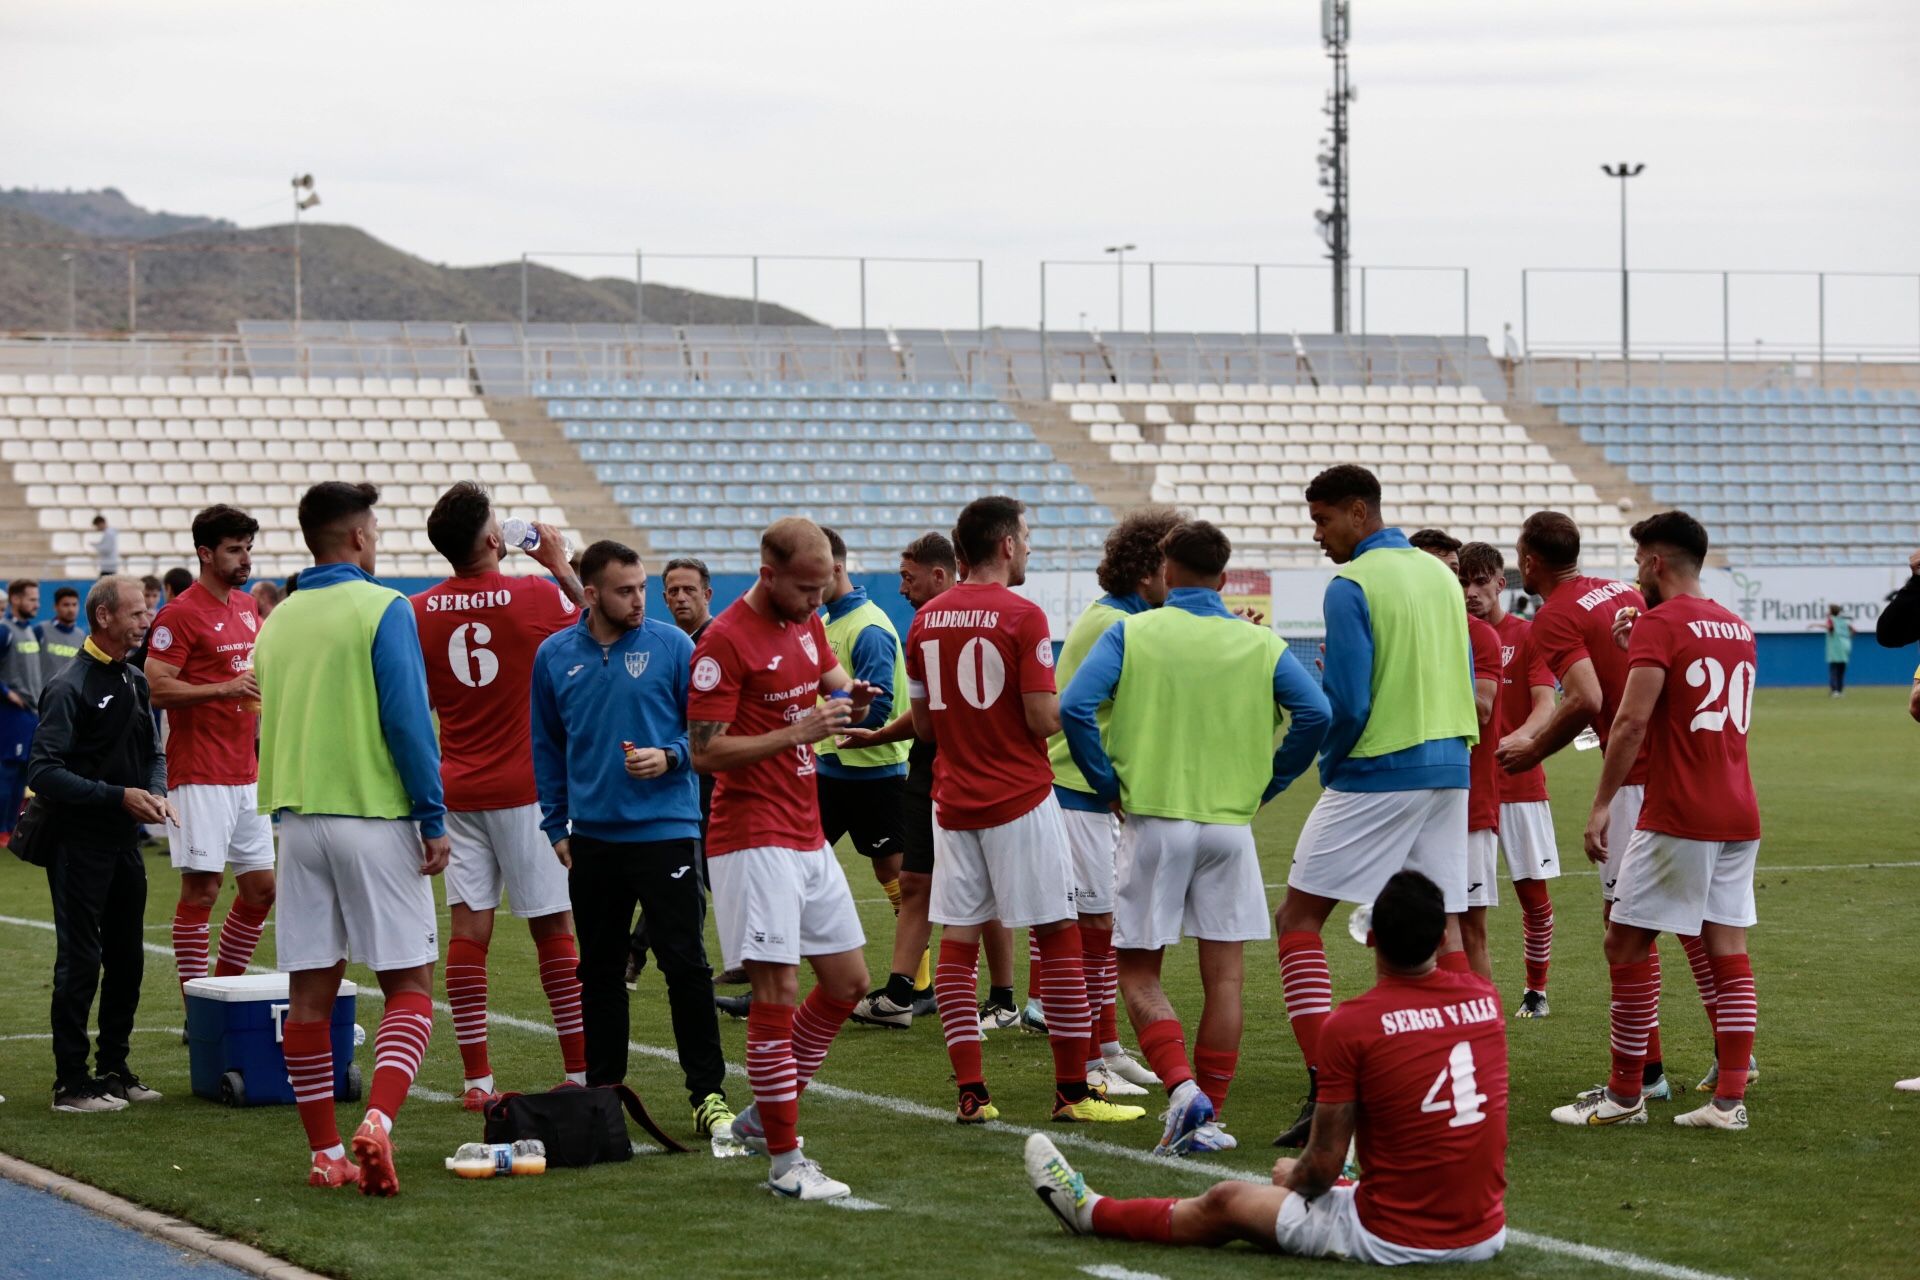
top-left (0, 686), bottom-right (1914, 1280)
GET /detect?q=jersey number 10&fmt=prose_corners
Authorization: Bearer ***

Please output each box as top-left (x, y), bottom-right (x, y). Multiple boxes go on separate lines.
top-left (917, 638), bottom-right (1007, 711)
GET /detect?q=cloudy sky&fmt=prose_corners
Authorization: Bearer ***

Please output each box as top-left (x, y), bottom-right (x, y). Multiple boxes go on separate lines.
top-left (4, 0), bottom-right (1916, 350)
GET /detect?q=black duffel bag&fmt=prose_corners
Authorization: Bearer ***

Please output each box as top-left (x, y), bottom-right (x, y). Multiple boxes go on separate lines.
top-left (483, 1083), bottom-right (689, 1167)
top-left (9, 795), bottom-right (60, 869)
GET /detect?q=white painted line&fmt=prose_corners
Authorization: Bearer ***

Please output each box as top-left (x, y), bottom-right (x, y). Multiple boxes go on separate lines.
top-left (1081, 1266), bottom-right (1174, 1280)
top-left (1263, 859), bottom-right (1920, 891)
top-left (409, 1085), bottom-right (461, 1104)
top-left (0, 1027), bottom-right (183, 1042)
top-left (0, 911), bottom-right (1745, 1280)
top-left (827, 1196), bottom-right (890, 1212)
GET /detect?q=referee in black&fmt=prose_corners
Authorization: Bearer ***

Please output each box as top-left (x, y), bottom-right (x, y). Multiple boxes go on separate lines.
top-left (30, 575), bottom-right (174, 1113)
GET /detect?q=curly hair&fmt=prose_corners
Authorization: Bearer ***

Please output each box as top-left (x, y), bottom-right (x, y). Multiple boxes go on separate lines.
top-left (1096, 505), bottom-right (1183, 596)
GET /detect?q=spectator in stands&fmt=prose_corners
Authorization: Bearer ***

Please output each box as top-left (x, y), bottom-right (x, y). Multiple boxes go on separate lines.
top-left (44, 588), bottom-right (86, 665)
top-left (91, 516), bottom-right (120, 577)
top-left (140, 576), bottom-right (163, 616)
top-left (1817, 604), bottom-right (1853, 697)
top-left (250, 580), bottom-right (284, 620)
top-left (0, 579), bottom-right (48, 844)
top-left (30, 575), bottom-right (171, 1113)
top-left (1875, 549), bottom-right (1920, 650)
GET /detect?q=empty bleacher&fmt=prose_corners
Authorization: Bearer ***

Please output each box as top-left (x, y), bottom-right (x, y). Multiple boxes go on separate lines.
top-left (1053, 382), bottom-right (1625, 564)
top-left (539, 377), bottom-right (1113, 573)
top-left (1543, 385), bottom-right (1920, 565)
top-left (0, 373), bottom-right (578, 579)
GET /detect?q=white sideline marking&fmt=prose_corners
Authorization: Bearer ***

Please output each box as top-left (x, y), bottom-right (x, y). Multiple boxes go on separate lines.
top-left (1082, 1265), bottom-right (1174, 1280)
top-left (1264, 859), bottom-right (1920, 891)
top-left (0, 912), bottom-right (1743, 1280)
top-left (827, 1196), bottom-right (889, 1212)
top-left (0, 1027), bottom-right (183, 1042)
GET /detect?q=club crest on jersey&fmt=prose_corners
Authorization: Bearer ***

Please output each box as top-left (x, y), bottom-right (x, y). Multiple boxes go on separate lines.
top-left (798, 631), bottom-right (818, 664)
top-left (241, 613), bottom-right (258, 634)
top-left (625, 650), bottom-right (650, 678)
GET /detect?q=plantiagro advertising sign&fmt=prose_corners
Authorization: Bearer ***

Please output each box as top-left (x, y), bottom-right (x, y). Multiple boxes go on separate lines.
top-left (1701, 565), bottom-right (1904, 634)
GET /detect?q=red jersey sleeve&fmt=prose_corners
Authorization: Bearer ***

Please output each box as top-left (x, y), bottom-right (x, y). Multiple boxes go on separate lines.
top-left (1015, 605), bottom-right (1058, 695)
top-left (1314, 1006), bottom-right (1364, 1107)
top-left (1471, 620), bottom-right (1502, 685)
top-left (1525, 635), bottom-right (1555, 689)
top-left (903, 614), bottom-right (926, 690)
top-left (1529, 604), bottom-right (1587, 682)
top-left (1626, 609), bottom-right (1676, 673)
top-left (535, 578), bottom-right (579, 637)
top-left (688, 629), bottom-right (743, 724)
top-left (145, 602), bottom-right (198, 671)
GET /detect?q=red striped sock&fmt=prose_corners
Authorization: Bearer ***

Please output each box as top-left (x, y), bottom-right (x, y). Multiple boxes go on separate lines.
top-left (172, 901), bottom-right (211, 988)
top-left (1707, 953), bottom-right (1756, 1101)
top-left (1194, 1045), bottom-right (1238, 1116)
top-left (1437, 949), bottom-right (1471, 973)
top-left (282, 1019), bottom-right (339, 1153)
top-left (1277, 931), bottom-right (1332, 1070)
top-left (1513, 878), bottom-right (1554, 992)
top-left (1096, 944), bottom-right (1119, 1051)
top-left (1608, 958), bottom-right (1660, 1099)
top-left (1037, 925), bottom-right (1092, 1087)
top-left (368, 990), bottom-right (433, 1124)
top-left (791, 987), bottom-right (855, 1093)
top-left (1079, 924), bottom-right (1113, 1070)
top-left (1091, 1196), bottom-right (1177, 1243)
top-left (1137, 1017), bottom-right (1194, 1092)
top-left (535, 933), bottom-right (587, 1075)
top-left (1645, 943), bottom-right (1664, 1068)
top-left (745, 1002), bottom-right (800, 1156)
top-left (935, 937), bottom-right (985, 1087)
top-left (1679, 932), bottom-right (1719, 1033)
top-left (214, 898), bottom-right (270, 976)
top-left (444, 937), bottom-right (491, 1081)
top-left (1026, 929), bottom-right (1041, 1003)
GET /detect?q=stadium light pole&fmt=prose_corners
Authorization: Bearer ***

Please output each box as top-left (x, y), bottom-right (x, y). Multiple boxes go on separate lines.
top-left (1318, 0), bottom-right (1354, 333)
top-left (1104, 244), bottom-right (1135, 332)
top-left (61, 253), bottom-right (75, 332)
top-left (291, 174), bottom-right (321, 328)
top-left (1601, 162), bottom-right (1644, 380)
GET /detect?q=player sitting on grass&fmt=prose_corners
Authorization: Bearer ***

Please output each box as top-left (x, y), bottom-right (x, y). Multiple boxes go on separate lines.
top-left (1026, 869), bottom-right (1508, 1265)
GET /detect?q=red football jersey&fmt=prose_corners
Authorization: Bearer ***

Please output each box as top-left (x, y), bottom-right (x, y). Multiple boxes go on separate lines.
top-left (1529, 575), bottom-right (1649, 787)
top-left (1317, 969), bottom-right (1509, 1252)
top-left (1467, 614), bottom-right (1503, 833)
top-left (412, 571), bottom-right (578, 811)
top-left (903, 582), bottom-right (1057, 830)
top-left (1492, 612), bottom-right (1553, 804)
top-left (1627, 595), bottom-right (1761, 842)
top-left (690, 597), bottom-right (840, 857)
top-left (146, 582), bottom-right (261, 787)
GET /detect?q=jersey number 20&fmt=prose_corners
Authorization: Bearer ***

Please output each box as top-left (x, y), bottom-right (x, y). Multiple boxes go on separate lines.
top-left (917, 638), bottom-right (1006, 710)
top-left (1420, 1041), bottom-right (1489, 1129)
top-left (1685, 656), bottom-right (1754, 735)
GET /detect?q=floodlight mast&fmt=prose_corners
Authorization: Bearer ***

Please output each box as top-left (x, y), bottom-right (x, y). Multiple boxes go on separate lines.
top-left (291, 173), bottom-right (320, 328)
top-left (1318, 2), bottom-right (1354, 333)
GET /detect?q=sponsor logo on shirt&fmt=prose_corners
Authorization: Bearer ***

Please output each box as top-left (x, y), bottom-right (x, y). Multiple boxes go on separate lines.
top-left (625, 650), bottom-right (650, 677)
top-left (150, 626), bottom-right (174, 652)
top-left (766, 655), bottom-right (783, 670)
top-left (96, 694), bottom-right (115, 709)
top-left (692, 656), bottom-right (722, 691)
top-left (566, 663), bottom-right (586, 678)
top-left (213, 622), bottom-right (224, 632)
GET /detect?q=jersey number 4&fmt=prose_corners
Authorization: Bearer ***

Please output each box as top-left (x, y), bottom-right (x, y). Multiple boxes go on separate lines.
top-left (447, 623), bottom-right (499, 689)
top-left (1685, 656), bottom-right (1754, 735)
top-left (917, 638), bottom-right (1006, 710)
top-left (1420, 1041), bottom-right (1489, 1129)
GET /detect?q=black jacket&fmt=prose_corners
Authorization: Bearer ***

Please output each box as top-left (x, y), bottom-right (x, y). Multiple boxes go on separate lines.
top-left (1877, 575), bottom-right (1920, 649)
top-left (26, 643), bottom-right (166, 849)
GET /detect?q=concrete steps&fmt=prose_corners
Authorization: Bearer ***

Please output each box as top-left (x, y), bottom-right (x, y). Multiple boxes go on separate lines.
top-left (1015, 400), bottom-right (1155, 514)
top-left (487, 399), bottom-right (650, 560)
top-left (0, 469), bottom-right (57, 575)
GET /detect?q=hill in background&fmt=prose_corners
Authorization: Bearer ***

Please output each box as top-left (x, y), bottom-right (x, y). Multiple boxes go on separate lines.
top-left (0, 188), bottom-right (816, 331)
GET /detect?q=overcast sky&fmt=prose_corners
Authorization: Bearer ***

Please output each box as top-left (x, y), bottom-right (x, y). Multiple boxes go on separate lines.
top-left (4, 0), bottom-right (1917, 351)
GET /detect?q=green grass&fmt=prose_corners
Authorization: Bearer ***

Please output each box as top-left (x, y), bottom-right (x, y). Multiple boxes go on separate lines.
top-left (0, 686), bottom-right (1915, 1279)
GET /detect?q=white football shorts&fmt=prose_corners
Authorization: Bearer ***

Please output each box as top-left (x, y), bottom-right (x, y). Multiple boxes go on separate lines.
top-left (167, 783), bottom-right (275, 876)
top-left (1497, 800), bottom-right (1560, 882)
top-left (1274, 1184), bottom-right (1506, 1265)
top-left (1466, 828), bottom-right (1500, 909)
top-left (1607, 829), bottom-right (1761, 937)
top-left (1288, 787), bottom-right (1470, 914)
top-left (1600, 784), bottom-right (1645, 903)
top-left (1112, 816), bottom-right (1268, 949)
top-left (274, 813), bottom-right (437, 973)
top-left (707, 843), bottom-right (866, 970)
top-left (1060, 805), bottom-right (1118, 915)
top-left (444, 804), bottom-right (571, 918)
top-left (930, 792), bottom-right (1075, 929)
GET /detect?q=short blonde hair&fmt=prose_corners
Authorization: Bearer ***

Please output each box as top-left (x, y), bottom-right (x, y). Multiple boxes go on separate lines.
top-left (761, 516), bottom-right (830, 567)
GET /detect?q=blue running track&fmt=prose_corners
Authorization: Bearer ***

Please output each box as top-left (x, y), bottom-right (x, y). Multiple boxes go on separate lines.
top-left (0, 1177), bottom-right (250, 1280)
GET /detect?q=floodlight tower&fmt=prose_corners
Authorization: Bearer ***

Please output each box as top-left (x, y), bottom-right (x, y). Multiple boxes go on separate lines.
top-left (1316, 1), bottom-right (1355, 333)
top-left (1601, 162), bottom-right (1645, 376)
top-left (291, 174), bottom-right (321, 326)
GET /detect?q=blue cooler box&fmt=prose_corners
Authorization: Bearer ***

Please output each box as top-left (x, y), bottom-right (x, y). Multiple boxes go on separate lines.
top-left (184, 974), bottom-right (362, 1108)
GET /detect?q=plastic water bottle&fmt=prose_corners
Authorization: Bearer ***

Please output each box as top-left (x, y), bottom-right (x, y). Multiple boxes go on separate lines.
top-left (352, 1023), bottom-right (367, 1048)
top-left (501, 518), bottom-right (569, 556)
top-left (446, 1139), bottom-right (547, 1178)
top-left (1573, 726), bottom-right (1603, 752)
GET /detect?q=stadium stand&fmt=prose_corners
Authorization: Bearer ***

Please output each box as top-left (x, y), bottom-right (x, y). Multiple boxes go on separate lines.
top-left (1543, 385), bottom-right (1920, 565)
top-left (0, 372), bottom-right (579, 579)
top-left (1049, 381), bottom-right (1628, 565)
top-left (537, 378), bottom-right (1113, 573)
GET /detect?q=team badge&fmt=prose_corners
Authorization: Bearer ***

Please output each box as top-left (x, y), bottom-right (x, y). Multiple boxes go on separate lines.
top-left (150, 626), bottom-right (173, 652)
top-left (798, 631), bottom-right (818, 664)
top-left (625, 650), bottom-right (650, 678)
top-left (1036, 638), bottom-right (1055, 668)
top-left (693, 656), bottom-right (722, 691)
top-left (241, 613), bottom-right (258, 634)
